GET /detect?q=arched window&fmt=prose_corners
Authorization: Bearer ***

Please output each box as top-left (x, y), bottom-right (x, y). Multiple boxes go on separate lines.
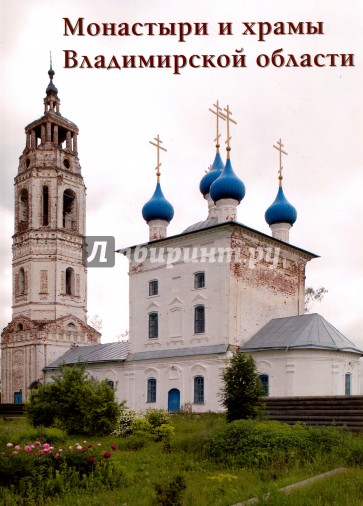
top-left (259, 374), bottom-right (269, 396)
top-left (194, 376), bottom-right (204, 404)
top-left (19, 268), bottom-right (25, 295)
top-left (63, 189), bottom-right (77, 230)
top-left (149, 312), bottom-right (158, 339)
top-left (65, 267), bottom-right (75, 295)
top-left (147, 378), bottom-right (157, 403)
top-left (107, 380), bottom-right (115, 389)
top-left (345, 373), bottom-right (351, 396)
top-left (194, 305), bottom-right (205, 334)
top-left (18, 189), bottom-right (29, 231)
top-left (42, 186), bottom-right (49, 226)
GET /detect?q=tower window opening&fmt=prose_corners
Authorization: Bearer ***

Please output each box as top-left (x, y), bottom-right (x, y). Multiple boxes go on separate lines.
top-left (18, 189), bottom-right (29, 231)
top-left (19, 268), bottom-right (25, 295)
top-left (42, 186), bottom-right (49, 226)
top-left (63, 189), bottom-right (77, 230)
top-left (65, 267), bottom-right (75, 295)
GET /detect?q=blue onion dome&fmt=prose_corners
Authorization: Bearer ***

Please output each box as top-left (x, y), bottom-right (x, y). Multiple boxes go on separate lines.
top-left (142, 182), bottom-right (174, 223)
top-left (199, 151), bottom-right (225, 196)
top-left (265, 186), bottom-right (297, 225)
top-left (209, 158), bottom-right (246, 203)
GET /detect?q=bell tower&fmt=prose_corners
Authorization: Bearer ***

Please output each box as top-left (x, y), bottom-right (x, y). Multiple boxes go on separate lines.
top-left (1, 63), bottom-right (100, 403)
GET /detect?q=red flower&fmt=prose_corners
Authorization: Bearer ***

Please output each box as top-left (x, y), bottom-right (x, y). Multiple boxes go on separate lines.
top-left (88, 457), bottom-right (95, 464)
top-left (103, 452), bottom-right (111, 458)
top-left (88, 444), bottom-right (93, 448)
top-left (110, 444), bottom-right (117, 450)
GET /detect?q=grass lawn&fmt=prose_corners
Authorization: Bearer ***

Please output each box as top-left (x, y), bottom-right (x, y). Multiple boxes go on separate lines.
top-left (1, 414), bottom-right (363, 505)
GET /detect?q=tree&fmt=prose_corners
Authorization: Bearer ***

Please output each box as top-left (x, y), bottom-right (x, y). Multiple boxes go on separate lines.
top-left (220, 352), bottom-right (264, 423)
top-left (304, 286), bottom-right (328, 313)
top-left (88, 314), bottom-right (103, 332)
top-left (26, 364), bottom-right (119, 435)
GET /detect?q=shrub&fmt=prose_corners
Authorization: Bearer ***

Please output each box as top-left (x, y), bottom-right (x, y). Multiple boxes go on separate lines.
top-left (154, 475), bottom-right (186, 506)
top-left (220, 352), bottom-right (265, 422)
top-left (204, 419), bottom-right (352, 469)
top-left (26, 364), bottom-right (119, 436)
top-left (114, 406), bottom-right (174, 444)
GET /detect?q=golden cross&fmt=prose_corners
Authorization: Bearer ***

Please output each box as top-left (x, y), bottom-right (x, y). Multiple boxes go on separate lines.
top-left (222, 105), bottom-right (237, 158)
top-left (209, 100), bottom-right (226, 150)
top-left (149, 135), bottom-right (167, 183)
top-left (273, 138), bottom-right (288, 186)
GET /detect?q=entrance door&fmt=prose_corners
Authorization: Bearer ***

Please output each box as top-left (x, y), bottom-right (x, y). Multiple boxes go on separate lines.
top-left (168, 388), bottom-right (180, 412)
top-left (14, 391), bottom-right (22, 404)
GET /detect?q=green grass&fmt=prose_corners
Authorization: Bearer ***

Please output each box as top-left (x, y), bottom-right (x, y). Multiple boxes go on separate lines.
top-left (1, 415), bottom-right (363, 505)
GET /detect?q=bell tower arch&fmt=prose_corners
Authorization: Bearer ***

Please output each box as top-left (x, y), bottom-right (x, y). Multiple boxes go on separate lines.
top-left (1, 63), bottom-right (100, 403)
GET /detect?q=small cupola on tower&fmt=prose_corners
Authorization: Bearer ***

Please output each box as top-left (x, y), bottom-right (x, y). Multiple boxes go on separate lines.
top-left (199, 101), bottom-right (225, 218)
top-left (265, 139), bottom-right (297, 243)
top-left (209, 105), bottom-right (246, 223)
top-left (44, 55), bottom-right (61, 115)
top-left (142, 135), bottom-right (174, 241)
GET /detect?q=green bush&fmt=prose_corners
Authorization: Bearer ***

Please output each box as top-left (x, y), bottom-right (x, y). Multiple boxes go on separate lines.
top-left (204, 419), bottom-right (352, 469)
top-left (220, 352), bottom-right (265, 422)
top-left (114, 406), bottom-right (174, 443)
top-left (26, 364), bottom-right (119, 436)
top-left (145, 409), bottom-right (171, 428)
top-left (154, 475), bottom-right (186, 506)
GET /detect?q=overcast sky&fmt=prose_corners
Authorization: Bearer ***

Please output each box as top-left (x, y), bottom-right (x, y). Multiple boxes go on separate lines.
top-left (1, 0), bottom-right (362, 346)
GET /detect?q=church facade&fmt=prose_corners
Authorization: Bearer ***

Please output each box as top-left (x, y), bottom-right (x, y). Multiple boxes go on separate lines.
top-left (1, 70), bottom-right (361, 410)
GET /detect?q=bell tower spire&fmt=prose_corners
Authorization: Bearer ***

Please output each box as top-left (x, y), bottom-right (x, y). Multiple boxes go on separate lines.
top-left (1, 63), bottom-right (100, 404)
top-left (44, 53), bottom-right (60, 115)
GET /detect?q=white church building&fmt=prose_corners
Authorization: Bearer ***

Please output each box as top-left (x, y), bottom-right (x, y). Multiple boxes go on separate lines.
top-left (1, 68), bottom-right (361, 411)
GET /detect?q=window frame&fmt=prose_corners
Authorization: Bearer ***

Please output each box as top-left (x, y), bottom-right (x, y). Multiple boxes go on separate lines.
top-left (149, 279), bottom-right (159, 296)
top-left (259, 374), bottom-right (269, 397)
top-left (194, 272), bottom-right (205, 289)
top-left (345, 372), bottom-right (352, 396)
top-left (148, 312), bottom-right (159, 339)
top-left (147, 378), bottom-right (157, 403)
top-left (194, 305), bottom-right (205, 334)
top-left (194, 375), bottom-right (205, 404)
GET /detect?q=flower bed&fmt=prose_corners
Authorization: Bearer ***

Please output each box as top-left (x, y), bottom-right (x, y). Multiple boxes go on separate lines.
top-left (0, 439), bottom-right (123, 501)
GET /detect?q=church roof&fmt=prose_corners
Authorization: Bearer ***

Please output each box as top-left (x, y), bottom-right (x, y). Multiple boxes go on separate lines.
top-left (128, 344), bottom-right (228, 361)
top-left (45, 341), bottom-right (130, 369)
top-left (183, 217), bottom-right (218, 233)
top-left (241, 313), bottom-right (362, 355)
top-left (118, 221), bottom-right (318, 260)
